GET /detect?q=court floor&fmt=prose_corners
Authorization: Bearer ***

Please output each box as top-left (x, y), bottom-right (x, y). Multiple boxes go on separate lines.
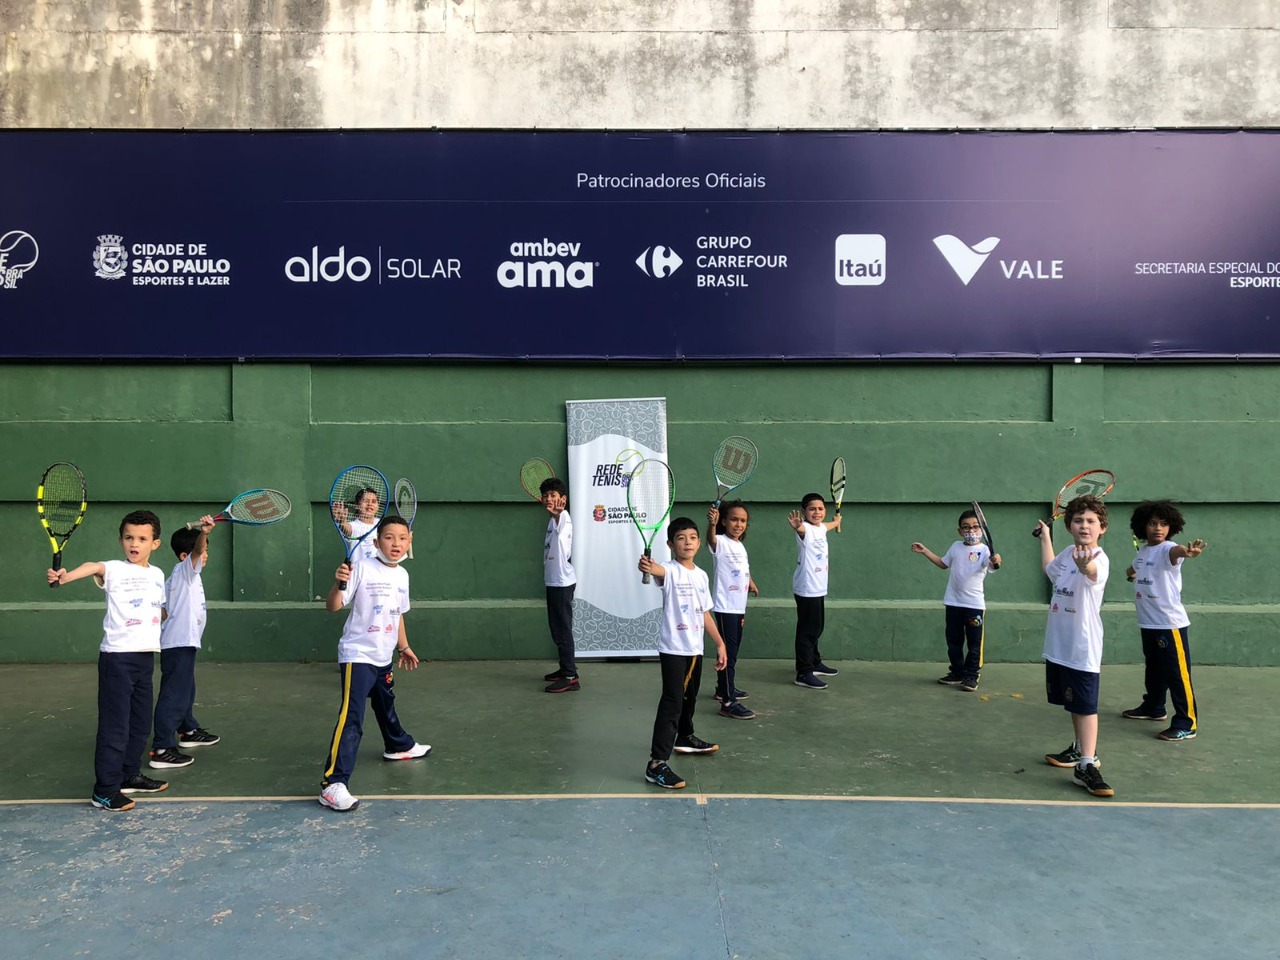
top-left (3, 660), bottom-right (1278, 958)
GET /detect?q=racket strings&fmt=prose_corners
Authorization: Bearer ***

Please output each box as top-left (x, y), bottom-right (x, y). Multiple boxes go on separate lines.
top-left (713, 439), bottom-right (757, 488)
top-left (520, 459), bottom-right (554, 499)
top-left (395, 479), bottom-right (417, 522)
top-left (1060, 471), bottom-right (1116, 505)
top-left (331, 468), bottom-right (390, 526)
top-left (627, 461), bottom-right (673, 528)
top-left (227, 489), bottom-right (291, 524)
top-left (39, 467), bottom-right (85, 533)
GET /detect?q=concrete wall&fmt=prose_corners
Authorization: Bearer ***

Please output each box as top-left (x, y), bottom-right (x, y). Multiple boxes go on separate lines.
top-left (3, 1), bottom-right (1279, 129)
top-left (3, 361), bottom-right (1276, 664)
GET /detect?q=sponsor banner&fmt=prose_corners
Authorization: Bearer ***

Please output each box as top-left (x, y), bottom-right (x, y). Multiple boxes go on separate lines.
top-left (4, 130), bottom-right (1280, 359)
top-left (566, 397), bottom-right (668, 657)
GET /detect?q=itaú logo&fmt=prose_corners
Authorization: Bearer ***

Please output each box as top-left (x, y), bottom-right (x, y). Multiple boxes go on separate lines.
top-left (285, 247), bottom-right (372, 282)
top-left (497, 240), bottom-right (595, 289)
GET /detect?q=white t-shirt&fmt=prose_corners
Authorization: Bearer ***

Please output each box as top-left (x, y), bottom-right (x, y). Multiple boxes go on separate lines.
top-left (1042, 545), bottom-right (1110, 673)
top-left (1132, 540), bottom-right (1189, 629)
top-left (98, 560), bottom-right (166, 654)
top-left (336, 556), bottom-right (411, 666)
top-left (543, 512), bottom-right (576, 587)
top-left (160, 555), bottom-right (206, 650)
top-left (349, 519), bottom-right (379, 561)
top-left (710, 535), bottom-right (751, 614)
top-left (940, 540), bottom-right (994, 609)
top-left (656, 560), bottom-right (713, 657)
top-left (792, 523), bottom-right (830, 598)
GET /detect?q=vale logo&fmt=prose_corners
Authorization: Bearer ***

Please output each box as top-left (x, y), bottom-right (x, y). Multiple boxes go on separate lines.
top-left (932, 235), bottom-right (1000, 286)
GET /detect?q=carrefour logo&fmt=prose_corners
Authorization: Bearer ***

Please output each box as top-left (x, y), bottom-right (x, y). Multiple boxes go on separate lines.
top-left (498, 239), bottom-right (595, 289)
top-left (635, 244), bottom-right (683, 279)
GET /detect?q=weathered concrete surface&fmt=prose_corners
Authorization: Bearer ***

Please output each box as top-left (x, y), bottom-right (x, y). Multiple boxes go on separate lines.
top-left (1, 0), bottom-right (1278, 128)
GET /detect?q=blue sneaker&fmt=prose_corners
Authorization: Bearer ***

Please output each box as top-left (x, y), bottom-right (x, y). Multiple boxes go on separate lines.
top-left (812, 662), bottom-right (839, 677)
top-left (795, 672), bottom-right (828, 690)
top-left (719, 701), bottom-right (756, 720)
top-left (1157, 727), bottom-right (1197, 741)
top-left (644, 761), bottom-right (686, 789)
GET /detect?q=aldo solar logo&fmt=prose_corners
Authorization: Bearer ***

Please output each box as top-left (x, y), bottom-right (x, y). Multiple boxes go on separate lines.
top-left (834, 234), bottom-right (885, 286)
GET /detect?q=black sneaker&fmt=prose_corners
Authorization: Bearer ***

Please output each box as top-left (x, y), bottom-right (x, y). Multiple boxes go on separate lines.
top-left (795, 672), bottom-right (828, 690)
top-left (178, 728), bottom-right (220, 747)
top-left (90, 792), bottom-right (135, 811)
top-left (1073, 762), bottom-right (1114, 797)
top-left (713, 688), bottom-right (749, 702)
top-left (960, 678), bottom-right (979, 692)
top-left (149, 748), bottom-right (194, 769)
top-left (1045, 744), bottom-right (1102, 768)
top-left (936, 673), bottom-right (964, 685)
top-left (120, 774), bottom-right (169, 794)
top-left (673, 735), bottom-right (719, 754)
top-left (1121, 705), bottom-right (1168, 722)
top-left (545, 676), bottom-right (580, 693)
top-left (543, 668), bottom-right (566, 681)
top-left (719, 701), bottom-right (756, 720)
top-left (644, 761), bottom-right (686, 789)
top-left (812, 662), bottom-right (840, 677)
top-left (1157, 727), bottom-right (1197, 741)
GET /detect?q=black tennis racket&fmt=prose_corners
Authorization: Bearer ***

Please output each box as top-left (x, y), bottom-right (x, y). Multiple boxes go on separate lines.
top-left (830, 457), bottom-right (846, 534)
top-left (1032, 469), bottom-right (1116, 538)
top-left (626, 458), bottom-right (676, 584)
top-left (971, 500), bottom-right (1000, 570)
top-left (712, 436), bottom-right (758, 507)
top-left (38, 462), bottom-right (87, 589)
top-left (520, 458), bottom-right (556, 501)
top-left (330, 465), bottom-right (390, 583)
top-left (186, 488), bottom-right (291, 530)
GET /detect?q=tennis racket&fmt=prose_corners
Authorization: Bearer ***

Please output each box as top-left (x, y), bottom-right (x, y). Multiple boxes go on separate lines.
top-left (186, 489), bottom-right (291, 530)
top-left (626, 458), bottom-right (676, 584)
top-left (971, 500), bottom-right (1000, 570)
top-left (330, 465), bottom-right (390, 582)
top-left (38, 461), bottom-right (87, 589)
top-left (395, 477), bottom-right (418, 559)
top-left (830, 457), bottom-right (846, 534)
top-left (712, 436), bottom-right (758, 506)
top-left (520, 457), bottom-right (556, 501)
top-left (1032, 469), bottom-right (1116, 538)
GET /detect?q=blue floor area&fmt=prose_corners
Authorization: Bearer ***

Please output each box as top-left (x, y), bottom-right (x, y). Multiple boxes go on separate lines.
top-left (4, 797), bottom-right (1278, 959)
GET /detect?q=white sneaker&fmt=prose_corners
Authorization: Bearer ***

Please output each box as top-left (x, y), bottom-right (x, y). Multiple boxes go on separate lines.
top-left (383, 742), bottom-right (432, 761)
top-left (319, 782), bottom-right (360, 811)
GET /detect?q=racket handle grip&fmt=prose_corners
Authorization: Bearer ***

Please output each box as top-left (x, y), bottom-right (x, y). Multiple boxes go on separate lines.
top-left (50, 554), bottom-right (62, 589)
top-left (335, 559), bottom-right (351, 588)
top-left (641, 548), bottom-right (652, 584)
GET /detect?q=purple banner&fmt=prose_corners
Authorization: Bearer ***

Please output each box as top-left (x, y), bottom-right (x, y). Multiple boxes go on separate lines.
top-left (1, 130), bottom-right (1278, 359)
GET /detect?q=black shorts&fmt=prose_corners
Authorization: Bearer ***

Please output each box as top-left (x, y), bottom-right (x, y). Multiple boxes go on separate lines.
top-left (1044, 660), bottom-right (1100, 715)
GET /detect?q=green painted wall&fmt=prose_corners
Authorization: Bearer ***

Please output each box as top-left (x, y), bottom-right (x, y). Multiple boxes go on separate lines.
top-left (2, 362), bottom-right (1276, 665)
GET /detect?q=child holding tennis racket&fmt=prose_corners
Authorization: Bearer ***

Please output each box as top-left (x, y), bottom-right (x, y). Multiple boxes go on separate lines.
top-left (790, 493), bottom-right (842, 690)
top-left (707, 502), bottom-right (759, 719)
top-left (320, 515), bottom-right (430, 812)
top-left (539, 477), bottom-right (580, 693)
top-left (333, 487), bottom-right (383, 562)
top-left (148, 516), bottom-right (221, 771)
top-left (1035, 495), bottom-right (1114, 798)
top-left (1122, 500), bottom-right (1207, 742)
top-left (48, 510), bottom-right (169, 811)
top-left (911, 509), bottom-right (1002, 692)
top-left (638, 518), bottom-right (729, 789)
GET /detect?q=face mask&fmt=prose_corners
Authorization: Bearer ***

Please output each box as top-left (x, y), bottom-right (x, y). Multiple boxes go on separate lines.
top-left (962, 532), bottom-right (982, 546)
top-left (375, 545), bottom-right (403, 565)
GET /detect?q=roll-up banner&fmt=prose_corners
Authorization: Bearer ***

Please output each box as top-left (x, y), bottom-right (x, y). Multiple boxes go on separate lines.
top-left (567, 397), bottom-right (668, 658)
top-left (4, 130), bottom-right (1280, 360)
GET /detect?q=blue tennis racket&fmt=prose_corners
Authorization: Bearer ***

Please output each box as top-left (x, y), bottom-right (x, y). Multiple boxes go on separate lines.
top-left (186, 488), bottom-right (291, 530)
top-left (330, 465), bottom-right (390, 583)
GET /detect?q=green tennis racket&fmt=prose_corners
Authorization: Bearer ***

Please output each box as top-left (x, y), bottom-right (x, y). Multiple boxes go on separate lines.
top-left (626, 458), bottom-right (676, 584)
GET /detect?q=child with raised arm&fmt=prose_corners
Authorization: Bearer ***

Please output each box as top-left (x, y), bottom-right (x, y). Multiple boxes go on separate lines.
top-left (1035, 495), bottom-right (1114, 798)
top-left (48, 510), bottom-right (169, 811)
top-left (320, 515), bottom-right (430, 812)
top-left (148, 516), bottom-right (221, 771)
top-left (638, 518), bottom-right (729, 789)
top-left (911, 508), bottom-right (1002, 692)
top-left (539, 477), bottom-right (579, 693)
top-left (332, 486), bottom-right (382, 562)
top-left (1122, 500), bottom-right (1207, 741)
top-left (706, 501), bottom-right (759, 719)
top-left (790, 493), bottom-right (842, 690)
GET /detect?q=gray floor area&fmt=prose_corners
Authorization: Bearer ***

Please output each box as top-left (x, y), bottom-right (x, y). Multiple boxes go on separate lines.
top-left (5, 797), bottom-right (1279, 959)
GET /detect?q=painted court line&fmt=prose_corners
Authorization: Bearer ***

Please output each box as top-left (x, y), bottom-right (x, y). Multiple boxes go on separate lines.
top-left (5, 792), bottom-right (1280, 809)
